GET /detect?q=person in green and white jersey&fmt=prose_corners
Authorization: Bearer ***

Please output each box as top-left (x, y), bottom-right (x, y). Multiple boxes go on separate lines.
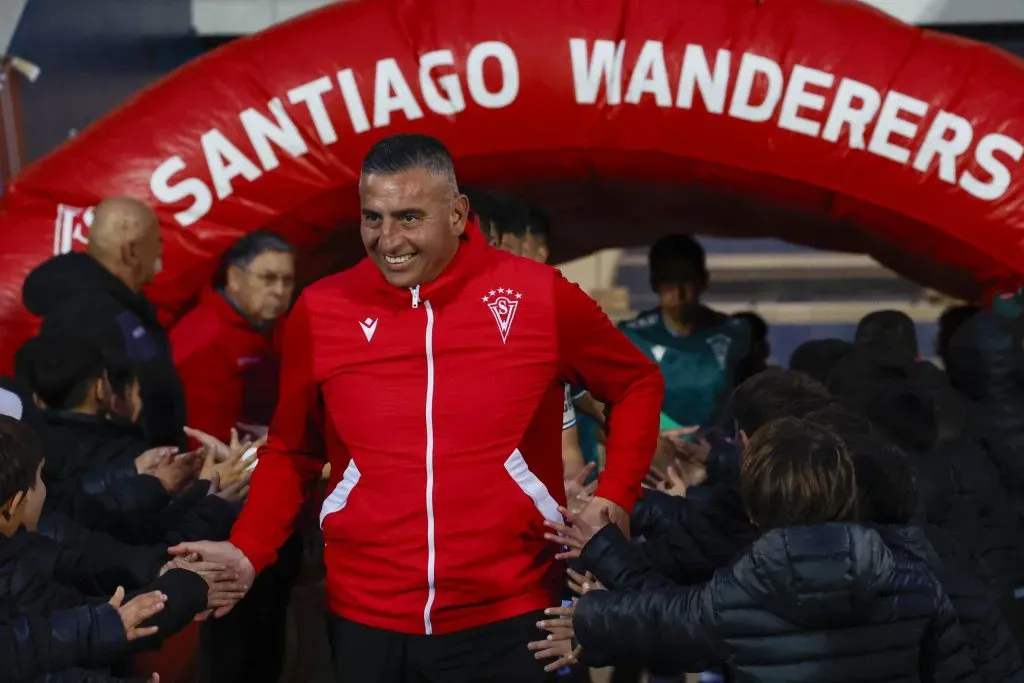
top-left (620, 235), bottom-right (751, 430)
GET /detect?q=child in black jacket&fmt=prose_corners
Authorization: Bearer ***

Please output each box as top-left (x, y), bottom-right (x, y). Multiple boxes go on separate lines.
top-left (535, 418), bottom-right (979, 682)
top-left (0, 415), bottom-right (220, 682)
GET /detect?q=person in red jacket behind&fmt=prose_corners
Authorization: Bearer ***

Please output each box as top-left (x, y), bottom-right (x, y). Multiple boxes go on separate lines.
top-left (171, 134), bottom-right (663, 683)
top-left (170, 230), bottom-right (296, 443)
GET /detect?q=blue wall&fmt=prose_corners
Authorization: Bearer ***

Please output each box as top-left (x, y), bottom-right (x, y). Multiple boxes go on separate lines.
top-left (10, 0), bottom-right (204, 163)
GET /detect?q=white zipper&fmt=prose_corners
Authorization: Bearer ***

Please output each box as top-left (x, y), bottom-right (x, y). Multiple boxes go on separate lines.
top-left (420, 295), bottom-right (437, 634)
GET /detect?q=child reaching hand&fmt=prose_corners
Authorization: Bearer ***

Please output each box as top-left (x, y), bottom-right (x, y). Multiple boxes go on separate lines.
top-left (534, 417), bottom-right (980, 682)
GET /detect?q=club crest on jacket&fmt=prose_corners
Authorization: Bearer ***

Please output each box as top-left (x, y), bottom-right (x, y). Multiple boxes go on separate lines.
top-left (482, 288), bottom-right (522, 343)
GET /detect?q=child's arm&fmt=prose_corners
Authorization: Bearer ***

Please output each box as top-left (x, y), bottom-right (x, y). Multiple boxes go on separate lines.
top-left (579, 523), bottom-right (679, 592)
top-left (572, 581), bottom-right (726, 671)
top-left (42, 514), bottom-right (168, 595)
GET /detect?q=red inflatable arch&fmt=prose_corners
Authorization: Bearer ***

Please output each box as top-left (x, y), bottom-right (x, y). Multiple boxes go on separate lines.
top-left (3, 0), bottom-right (1024, 371)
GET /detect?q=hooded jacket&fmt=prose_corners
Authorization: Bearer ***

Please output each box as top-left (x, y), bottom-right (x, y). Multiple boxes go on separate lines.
top-left (22, 253), bottom-right (186, 449)
top-left (170, 288), bottom-right (281, 442)
top-left (574, 524), bottom-right (978, 682)
top-left (230, 225), bottom-right (663, 635)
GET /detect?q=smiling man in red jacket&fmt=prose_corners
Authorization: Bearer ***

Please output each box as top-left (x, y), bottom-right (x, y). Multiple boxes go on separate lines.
top-left (172, 134), bottom-right (663, 683)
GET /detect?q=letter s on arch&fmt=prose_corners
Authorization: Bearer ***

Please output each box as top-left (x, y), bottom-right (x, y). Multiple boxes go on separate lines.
top-left (150, 156), bottom-right (215, 227)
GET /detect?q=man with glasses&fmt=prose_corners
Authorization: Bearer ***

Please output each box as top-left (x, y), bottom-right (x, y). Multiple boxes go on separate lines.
top-left (171, 229), bottom-right (296, 443)
top-left (170, 229), bottom-right (300, 683)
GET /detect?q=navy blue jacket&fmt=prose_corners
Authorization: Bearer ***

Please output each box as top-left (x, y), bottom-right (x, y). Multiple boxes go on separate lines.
top-left (574, 524), bottom-right (979, 682)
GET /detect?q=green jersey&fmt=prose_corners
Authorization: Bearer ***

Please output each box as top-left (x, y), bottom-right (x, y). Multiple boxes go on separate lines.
top-left (619, 306), bottom-right (751, 428)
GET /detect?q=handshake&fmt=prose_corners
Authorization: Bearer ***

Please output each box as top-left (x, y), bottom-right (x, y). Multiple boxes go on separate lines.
top-left (159, 551), bottom-right (252, 616)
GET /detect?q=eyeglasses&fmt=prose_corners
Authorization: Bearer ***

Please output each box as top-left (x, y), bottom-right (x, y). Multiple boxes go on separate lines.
top-left (249, 270), bottom-right (295, 288)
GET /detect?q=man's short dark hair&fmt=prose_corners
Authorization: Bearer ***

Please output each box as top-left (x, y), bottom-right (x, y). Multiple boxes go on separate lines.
top-left (648, 234), bottom-right (708, 291)
top-left (741, 417), bottom-right (858, 530)
top-left (732, 368), bottom-right (831, 436)
top-left (105, 359), bottom-right (139, 401)
top-left (223, 230), bottom-right (293, 272)
top-left (0, 415), bottom-right (43, 504)
top-left (528, 205), bottom-right (551, 241)
top-left (360, 134), bottom-right (457, 194)
top-left (490, 193), bottom-right (530, 238)
top-left (936, 304), bottom-right (980, 363)
top-left (463, 187), bottom-right (496, 230)
top-left (788, 338), bottom-right (853, 385)
top-left (215, 230), bottom-right (294, 287)
top-left (19, 335), bottom-right (106, 411)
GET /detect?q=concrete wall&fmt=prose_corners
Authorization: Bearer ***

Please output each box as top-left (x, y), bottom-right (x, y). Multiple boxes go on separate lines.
top-left (9, 0), bottom-right (204, 163)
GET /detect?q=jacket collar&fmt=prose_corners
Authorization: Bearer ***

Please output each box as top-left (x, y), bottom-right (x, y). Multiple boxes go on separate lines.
top-left (363, 217), bottom-right (488, 308)
top-left (42, 409), bottom-right (144, 440)
top-left (205, 288), bottom-right (273, 334)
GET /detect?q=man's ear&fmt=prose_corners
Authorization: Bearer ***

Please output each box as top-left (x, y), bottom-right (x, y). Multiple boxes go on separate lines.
top-left (0, 492), bottom-right (24, 520)
top-left (32, 393), bottom-right (46, 409)
top-left (452, 194), bottom-right (469, 237)
top-left (225, 264), bottom-right (244, 294)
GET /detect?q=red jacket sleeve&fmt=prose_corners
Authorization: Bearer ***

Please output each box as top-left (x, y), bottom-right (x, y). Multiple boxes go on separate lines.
top-left (554, 275), bottom-right (663, 513)
top-left (230, 295), bottom-right (325, 574)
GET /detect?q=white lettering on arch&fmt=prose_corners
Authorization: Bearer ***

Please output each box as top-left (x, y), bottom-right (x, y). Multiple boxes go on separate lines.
top-left (569, 38), bottom-right (626, 106)
top-left (288, 76), bottom-right (338, 145)
top-left (373, 58), bottom-right (425, 128)
top-left (822, 78), bottom-right (881, 148)
top-left (239, 98), bottom-right (309, 171)
top-left (149, 156), bottom-right (214, 228)
top-left (419, 50), bottom-right (466, 116)
top-left (677, 45), bottom-right (730, 114)
top-left (729, 53), bottom-right (784, 123)
top-left (466, 41), bottom-right (519, 109)
top-left (778, 65), bottom-right (834, 138)
top-left (961, 133), bottom-right (1024, 201)
top-left (201, 129), bottom-right (262, 200)
top-left (625, 40), bottom-right (671, 107)
top-left (913, 111), bottom-right (973, 184)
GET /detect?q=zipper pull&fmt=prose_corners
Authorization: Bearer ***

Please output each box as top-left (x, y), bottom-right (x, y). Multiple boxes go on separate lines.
top-left (410, 285), bottom-right (421, 309)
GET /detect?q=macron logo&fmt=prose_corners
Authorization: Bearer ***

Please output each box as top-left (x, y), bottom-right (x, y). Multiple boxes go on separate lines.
top-left (359, 317), bottom-right (378, 342)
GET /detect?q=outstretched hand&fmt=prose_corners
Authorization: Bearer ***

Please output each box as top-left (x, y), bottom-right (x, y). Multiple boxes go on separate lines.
top-left (566, 567), bottom-right (605, 596)
top-left (167, 540), bottom-right (255, 619)
top-left (108, 586), bottom-right (165, 641)
top-left (564, 462), bottom-right (598, 515)
top-left (528, 603), bottom-right (581, 672)
top-left (543, 505), bottom-right (610, 560)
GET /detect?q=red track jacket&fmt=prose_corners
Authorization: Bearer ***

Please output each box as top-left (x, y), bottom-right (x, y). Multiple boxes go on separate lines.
top-left (170, 289), bottom-right (281, 442)
top-left (230, 226), bottom-right (663, 635)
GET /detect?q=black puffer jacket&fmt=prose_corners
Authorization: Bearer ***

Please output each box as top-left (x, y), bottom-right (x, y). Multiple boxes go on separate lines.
top-left (628, 486), bottom-right (755, 584)
top-left (0, 608), bottom-right (130, 683)
top-left (22, 252), bottom-right (186, 449)
top-left (0, 528), bottom-right (208, 679)
top-left (876, 525), bottom-right (1024, 683)
top-left (946, 311), bottom-right (1024, 524)
top-left (574, 524), bottom-right (979, 682)
top-left (932, 433), bottom-right (1020, 599)
top-left (36, 411), bottom-right (166, 513)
